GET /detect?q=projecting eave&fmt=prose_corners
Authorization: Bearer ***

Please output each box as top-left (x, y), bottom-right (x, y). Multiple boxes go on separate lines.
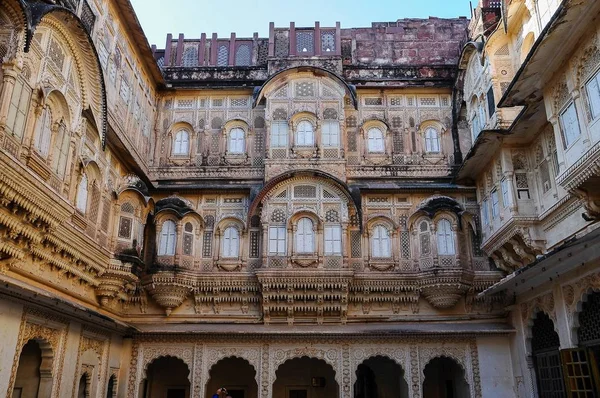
top-left (498, 0), bottom-right (600, 109)
top-left (456, 129), bottom-right (509, 183)
top-left (132, 321), bottom-right (514, 336)
top-left (349, 181), bottom-right (475, 193)
top-left (478, 226), bottom-right (600, 298)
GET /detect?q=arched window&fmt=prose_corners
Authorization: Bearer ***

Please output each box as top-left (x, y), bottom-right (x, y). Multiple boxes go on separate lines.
top-left (371, 225), bottom-right (391, 258)
top-left (296, 217), bottom-right (315, 253)
top-left (436, 219), bottom-right (455, 255)
top-left (424, 127), bottom-right (440, 153)
top-left (76, 174), bottom-right (88, 213)
top-left (51, 120), bottom-right (70, 178)
top-left (295, 120), bottom-right (314, 146)
top-left (173, 130), bottom-right (189, 155)
top-left (367, 128), bottom-right (384, 153)
top-left (419, 220), bottom-right (431, 256)
top-left (322, 121), bottom-right (340, 147)
top-left (34, 107), bottom-right (52, 157)
top-left (183, 222), bottom-right (194, 256)
top-left (222, 227), bottom-right (240, 258)
top-left (158, 220), bottom-right (176, 255)
top-left (228, 128), bottom-right (245, 154)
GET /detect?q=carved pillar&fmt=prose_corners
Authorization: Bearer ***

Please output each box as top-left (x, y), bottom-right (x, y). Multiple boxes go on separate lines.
top-left (430, 222), bottom-right (439, 267)
top-left (175, 220), bottom-right (183, 263)
top-left (452, 222), bottom-right (461, 268)
top-left (505, 171), bottom-right (518, 214)
top-left (341, 344), bottom-right (352, 398)
top-left (260, 344), bottom-right (270, 398)
top-left (262, 223), bottom-right (269, 261)
top-left (0, 63), bottom-right (19, 130)
top-left (316, 222), bottom-right (323, 268)
top-left (549, 116), bottom-right (566, 172)
top-left (46, 121), bottom-right (60, 165)
top-left (526, 355), bottom-right (539, 398)
top-left (572, 89), bottom-right (591, 148)
top-left (341, 222), bottom-right (349, 267)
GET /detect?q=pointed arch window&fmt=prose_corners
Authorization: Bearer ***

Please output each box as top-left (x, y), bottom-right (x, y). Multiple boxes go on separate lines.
top-left (76, 174), bottom-right (88, 213)
top-left (34, 107), bottom-right (52, 157)
top-left (296, 217), bottom-right (315, 253)
top-left (424, 127), bottom-right (440, 153)
top-left (228, 128), bottom-right (245, 154)
top-left (367, 127), bottom-right (384, 153)
top-left (371, 225), bottom-right (391, 258)
top-left (173, 130), bottom-right (190, 155)
top-left (436, 219), bottom-right (455, 255)
top-left (158, 220), bottom-right (176, 255)
top-left (295, 120), bottom-right (314, 146)
top-left (51, 120), bottom-right (70, 178)
top-left (222, 227), bottom-right (240, 258)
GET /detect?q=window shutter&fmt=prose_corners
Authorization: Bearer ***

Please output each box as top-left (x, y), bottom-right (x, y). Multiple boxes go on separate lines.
top-left (167, 224), bottom-right (176, 255)
top-left (159, 228), bottom-right (168, 255)
top-left (487, 87), bottom-right (496, 116)
top-left (586, 74), bottom-right (600, 120)
top-left (372, 228), bottom-right (381, 258)
top-left (269, 227), bottom-right (278, 253)
top-left (333, 226), bottom-right (341, 254)
top-left (277, 227), bottom-right (286, 254)
top-left (560, 348), bottom-right (599, 396)
top-left (561, 103), bottom-right (581, 147)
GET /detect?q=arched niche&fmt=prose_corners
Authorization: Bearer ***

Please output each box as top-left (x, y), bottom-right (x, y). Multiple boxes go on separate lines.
top-left (142, 356), bottom-right (191, 398)
top-left (13, 338), bottom-right (54, 398)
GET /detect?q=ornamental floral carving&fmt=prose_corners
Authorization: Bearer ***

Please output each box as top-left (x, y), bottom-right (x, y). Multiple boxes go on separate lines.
top-left (143, 272), bottom-right (193, 315)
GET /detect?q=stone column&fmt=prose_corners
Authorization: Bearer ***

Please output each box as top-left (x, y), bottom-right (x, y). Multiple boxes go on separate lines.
top-left (0, 62), bottom-right (19, 130)
top-left (549, 115), bottom-right (566, 172)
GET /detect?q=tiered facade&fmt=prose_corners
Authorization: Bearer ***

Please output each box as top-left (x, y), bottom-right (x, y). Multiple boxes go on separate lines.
top-left (0, 0), bottom-right (599, 397)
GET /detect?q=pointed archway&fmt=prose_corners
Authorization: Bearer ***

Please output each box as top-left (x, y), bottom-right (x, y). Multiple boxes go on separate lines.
top-left (423, 357), bottom-right (470, 398)
top-left (354, 356), bottom-right (408, 398)
top-left (273, 357), bottom-right (339, 398)
top-left (205, 357), bottom-right (258, 398)
top-left (141, 356), bottom-right (190, 398)
top-left (13, 339), bottom-right (54, 398)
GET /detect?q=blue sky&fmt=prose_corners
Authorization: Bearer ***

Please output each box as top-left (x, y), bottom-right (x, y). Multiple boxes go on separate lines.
top-left (130, 0), bottom-right (471, 47)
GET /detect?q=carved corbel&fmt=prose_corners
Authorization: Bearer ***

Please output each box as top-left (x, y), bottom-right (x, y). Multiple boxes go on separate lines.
top-left (572, 187), bottom-right (600, 222)
top-left (508, 239), bottom-right (536, 264)
top-left (498, 247), bottom-right (523, 270)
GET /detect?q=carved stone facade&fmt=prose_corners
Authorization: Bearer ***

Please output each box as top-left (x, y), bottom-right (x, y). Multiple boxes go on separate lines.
top-left (2, 0), bottom-right (600, 397)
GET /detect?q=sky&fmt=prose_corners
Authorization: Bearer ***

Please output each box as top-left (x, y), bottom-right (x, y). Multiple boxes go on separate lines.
top-left (130, 0), bottom-right (472, 48)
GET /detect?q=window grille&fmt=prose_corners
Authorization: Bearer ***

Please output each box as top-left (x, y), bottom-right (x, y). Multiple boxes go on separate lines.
top-left (364, 97), bottom-right (383, 106)
top-left (441, 96), bottom-right (450, 107)
top-left (250, 231), bottom-right (260, 258)
top-left (275, 190), bottom-right (287, 199)
top-left (101, 199), bottom-right (111, 232)
top-left (274, 31), bottom-right (289, 57)
top-left (183, 231), bottom-right (193, 255)
top-left (401, 231), bottom-right (410, 259)
top-left (325, 209), bottom-right (340, 222)
top-left (323, 190), bottom-right (335, 199)
top-left (487, 87), bottom-right (496, 116)
top-left (350, 231), bottom-right (362, 258)
top-left (182, 47), bottom-right (198, 67)
top-left (217, 44), bottom-right (229, 66)
top-left (391, 116), bottom-right (402, 129)
top-left (204, 214), bottom-right (215, 227)
top-left (48, 40), bottom-right (65, 71)
top-left (80, 2), bottom-right (96, 33)
top-left (295, 82), bottom-right (315, 97)
top-left (348, 131), bottom-right (357, 152)
top-left (257, 40), bottom-right (269, 64)
top-left (118, 217), bottom-right (132, 239)
top-left (346, 116), bottom-right (357, 128)
top-left (390, 97), bottom-right (402, 106)
top-left (419, 97), bottom-right (437, 107)
top-left (211, 117), bottom-right (222, 130)
top-left (230, 98), bottom-right (248, 107)
top-left (271, 209), bottom-right (287, 223)
top-left (321, 31), bottom-right (335, 52)
top-left (393, 130), bottom-right (403, 152)
top-left (177, 99), bottom-right (194, 108)
top-left (323, 108), bottom-right (338, 120)
top-left (202, 231), bottom-right (213, 257)
top-left (296, 31), bottom-right (314, 54)
top-left (532, 312), bottom-right (560, 352)
top-left (273, 108), bottom-right (288, 120)
top-left (294, 185), bottom-right (316, 198)
top-left (235, 44), bottom-right (252, 66)
top-left (157, 56), bottom-right (164, 69)
top-left (578, 292), bottom-right (600, 344)
top-left (254, 116), bottom-right (265, 129)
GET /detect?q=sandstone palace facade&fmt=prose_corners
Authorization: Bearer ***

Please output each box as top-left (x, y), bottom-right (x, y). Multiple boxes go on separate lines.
top-left (0, 0), bottom-right (599, 397)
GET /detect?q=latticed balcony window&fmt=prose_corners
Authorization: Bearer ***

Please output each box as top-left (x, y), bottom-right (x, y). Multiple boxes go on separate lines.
top-left (235, 44), bottom-right (252, 66)
top-left (183, 222), bottom-right (194, 256)
top-left (321, 31), bottom-right (335, 53)
top-left (217, 44), bottom-right (229, 66)
top-left (296, 31), bottom-right (314, 54)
